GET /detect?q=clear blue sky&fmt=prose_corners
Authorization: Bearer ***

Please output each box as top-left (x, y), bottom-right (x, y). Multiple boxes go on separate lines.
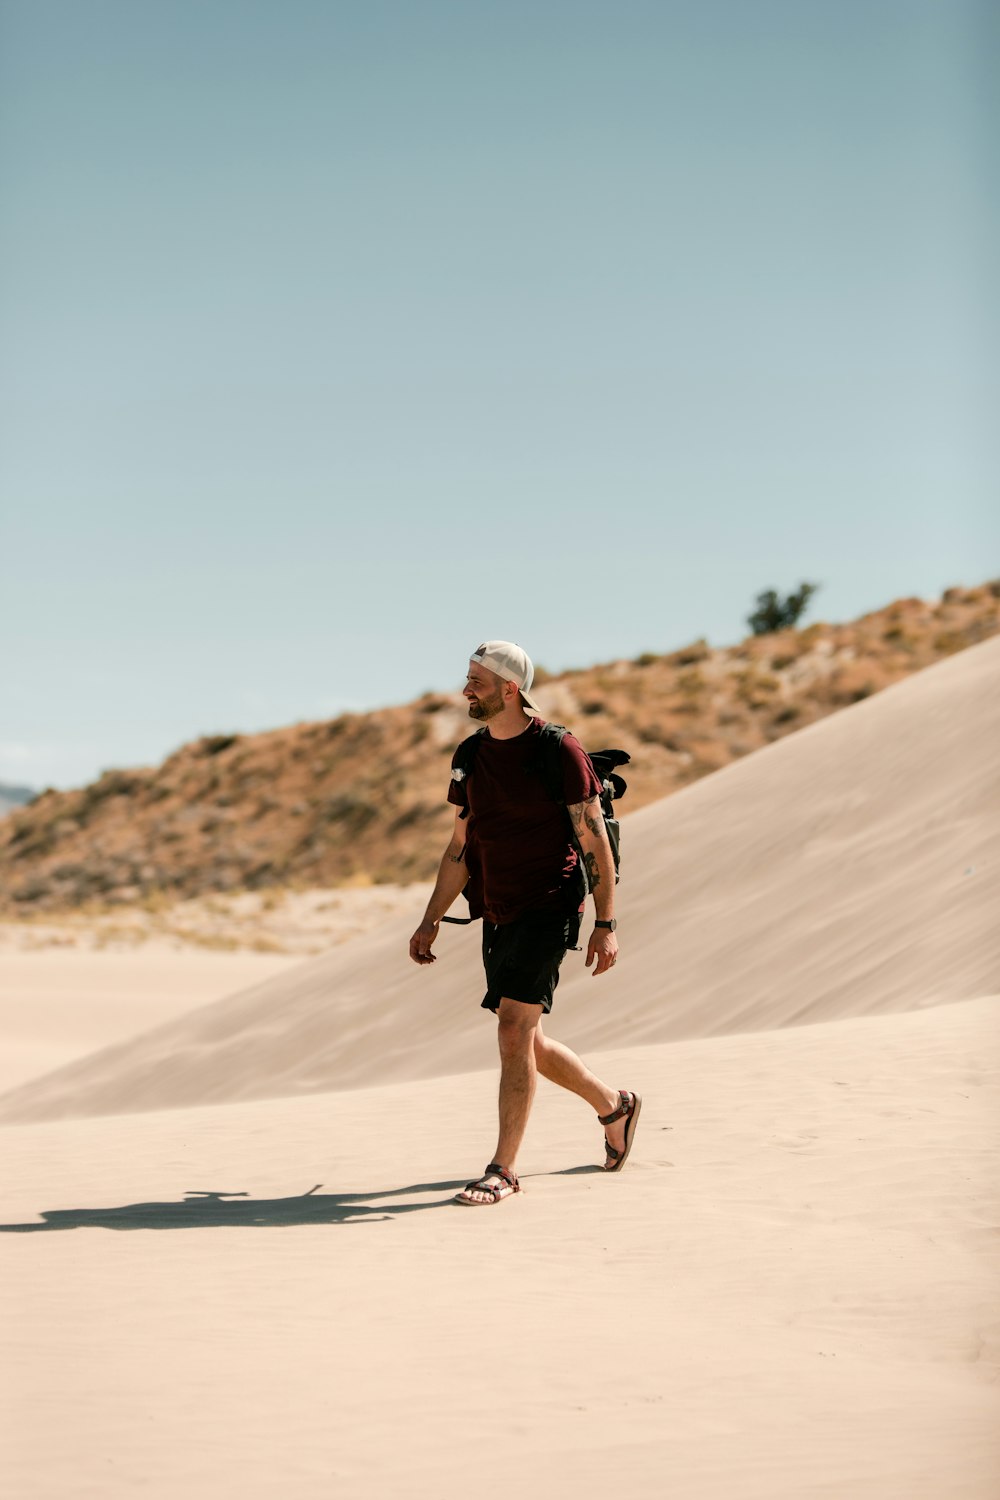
top-left (2, 0), bottom-right (996, 790)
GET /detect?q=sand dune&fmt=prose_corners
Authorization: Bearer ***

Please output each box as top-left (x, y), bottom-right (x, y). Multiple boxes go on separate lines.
top-left (3, 634), bottom-right (997, 1124)
top-left (0, 947), bottom-right (297, 1093)
top-left (2, 995), bottom-right (997, 1498)
top-left (0, 884), bottom-right (426, 1093)
top-left (4, 639), bottom-right (998, 1497)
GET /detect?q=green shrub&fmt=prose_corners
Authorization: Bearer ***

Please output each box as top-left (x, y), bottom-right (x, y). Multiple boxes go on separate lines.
top-left (747, 583), bottom-right (819, 636)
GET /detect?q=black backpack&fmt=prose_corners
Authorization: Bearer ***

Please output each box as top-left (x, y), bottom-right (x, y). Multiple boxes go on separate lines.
top-left (442, 723), bottom-right (630, 924)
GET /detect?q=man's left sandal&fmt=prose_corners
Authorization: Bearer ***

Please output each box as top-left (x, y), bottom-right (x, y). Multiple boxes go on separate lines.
top-left (599, 1089), bottom-right (642, 1172)
top-left (454, 1163), bottom-right (521, 1206)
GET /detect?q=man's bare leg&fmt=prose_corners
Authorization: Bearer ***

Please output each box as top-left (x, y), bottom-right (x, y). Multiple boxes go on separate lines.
top-left (460, 1008), bottom-right (630, 1201)
top-left (460, 997), bottom-right (541, 1204)
top-left (533, 1019), bottom-right (628, 1159)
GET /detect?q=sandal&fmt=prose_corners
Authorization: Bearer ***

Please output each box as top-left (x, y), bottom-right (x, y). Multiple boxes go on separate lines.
top-left (599, 1089), bottom-right (642, 1172)
top-left (454, 1162), bottom-right (521, 1206)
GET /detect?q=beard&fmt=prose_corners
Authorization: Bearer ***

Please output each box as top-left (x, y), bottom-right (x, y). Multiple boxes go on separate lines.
top-left (467, 687), bottom-right (505, 721)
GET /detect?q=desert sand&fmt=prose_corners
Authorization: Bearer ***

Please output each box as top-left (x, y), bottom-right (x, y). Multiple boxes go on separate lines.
top-left (2, 638), bottom-right (998, 1498)
top-left (0, 948), bottom-right (294, 1093)
top-left (0, 884), bottom-right (426, 1093)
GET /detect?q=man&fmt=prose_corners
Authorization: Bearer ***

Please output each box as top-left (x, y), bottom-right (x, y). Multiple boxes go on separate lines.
top-left (409, 641), bottom-right (641, 1206)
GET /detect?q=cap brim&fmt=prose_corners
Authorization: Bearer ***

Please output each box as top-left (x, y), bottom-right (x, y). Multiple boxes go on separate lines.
top-left (519, 689), bottom-right (543, 716)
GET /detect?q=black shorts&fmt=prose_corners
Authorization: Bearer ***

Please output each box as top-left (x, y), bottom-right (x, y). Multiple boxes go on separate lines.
top-left (481, 909), bottom-right (581, 1014)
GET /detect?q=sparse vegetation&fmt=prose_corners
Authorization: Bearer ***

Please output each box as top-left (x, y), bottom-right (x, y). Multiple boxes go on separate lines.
top-left (748, 583), bottom-right (819, 636)
top-left (1, 582), bottom-right (997, 914)
top-left (672, 639), bottom-right (710, 666)
top-left (200, 734), bottom-right (241, 757)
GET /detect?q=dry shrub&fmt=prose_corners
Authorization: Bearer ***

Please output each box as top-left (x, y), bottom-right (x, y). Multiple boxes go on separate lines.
top-left (676, 669), bottom-right (706, 697)
top-left (672, 638), bottom-right (710, 666)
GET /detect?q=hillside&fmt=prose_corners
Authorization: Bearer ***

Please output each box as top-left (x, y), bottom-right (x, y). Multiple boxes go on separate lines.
top-left (0, 783), bottom-right (37, 818)
top-left (1, 582), bottom-right (997, 915)
top-left (3, 630), bottom-right (996, 1122)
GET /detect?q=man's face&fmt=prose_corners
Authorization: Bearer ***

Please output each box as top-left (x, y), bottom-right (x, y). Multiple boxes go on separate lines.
top-left (464, 663), bottom-right (506, 720)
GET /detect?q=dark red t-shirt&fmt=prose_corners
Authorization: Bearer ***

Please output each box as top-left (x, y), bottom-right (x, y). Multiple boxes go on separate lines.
top-left (447, 718), bottom-right (601, 925)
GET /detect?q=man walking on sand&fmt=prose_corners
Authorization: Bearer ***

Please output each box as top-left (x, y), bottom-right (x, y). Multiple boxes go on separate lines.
top-left (409, 641), bottom-right (641, 1206)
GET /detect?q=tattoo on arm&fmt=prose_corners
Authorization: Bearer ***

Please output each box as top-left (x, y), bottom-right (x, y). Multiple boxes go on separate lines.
top-left (569, 795), bottom-right (601, 837)
top-left (570, 795), bottom-right (606, 892)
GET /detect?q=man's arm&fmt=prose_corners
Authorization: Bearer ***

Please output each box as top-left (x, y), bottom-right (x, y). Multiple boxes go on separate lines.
top-left (408, 809), bottom-right (468, 965)
top-left (568, 794), bottom-right (619, 977)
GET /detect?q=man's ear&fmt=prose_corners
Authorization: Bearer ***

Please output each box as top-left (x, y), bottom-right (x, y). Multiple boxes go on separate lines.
top-left (503, 678), bottom-right (521, 705)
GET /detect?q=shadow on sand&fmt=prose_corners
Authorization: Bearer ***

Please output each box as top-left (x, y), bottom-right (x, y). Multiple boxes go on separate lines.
top-left (0, 1179), bottom-right (470, 1232)
top-left (0, 1163), bottom-right (608, 1234)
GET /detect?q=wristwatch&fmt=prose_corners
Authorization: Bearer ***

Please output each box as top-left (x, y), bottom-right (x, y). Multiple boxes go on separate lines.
top-left (593, 919), bottom-right (617, 931)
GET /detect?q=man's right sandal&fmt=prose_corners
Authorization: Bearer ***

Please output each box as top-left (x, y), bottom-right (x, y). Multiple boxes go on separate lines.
top-left (454, 1163), bottom-right (521, 1206)
top-left (599, 1089), bottom-right (642, 1172)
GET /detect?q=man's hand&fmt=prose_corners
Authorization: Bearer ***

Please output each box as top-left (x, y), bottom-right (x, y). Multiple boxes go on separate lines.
top-left (409, 918), bottom-right (440, 965)
top-left (569, 795), bottom-right (618, 978)
top-left (585, 925), bottom-right (619, 977)
top-left (410, 812), bottom-right (466, 967)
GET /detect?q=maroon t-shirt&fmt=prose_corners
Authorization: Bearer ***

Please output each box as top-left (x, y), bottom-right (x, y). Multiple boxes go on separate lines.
top-left (447, 718), bottom-right (601, 925)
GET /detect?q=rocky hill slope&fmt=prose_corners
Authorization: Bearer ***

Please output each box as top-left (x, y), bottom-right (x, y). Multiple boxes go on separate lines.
top-left (2, 583), bottom-right (997, 915)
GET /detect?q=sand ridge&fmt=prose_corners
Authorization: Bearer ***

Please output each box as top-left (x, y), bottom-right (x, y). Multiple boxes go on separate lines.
top-left (0, 884), bottom-right (429, 1091)
top-left (3, 631), bottom-right (996, 1124)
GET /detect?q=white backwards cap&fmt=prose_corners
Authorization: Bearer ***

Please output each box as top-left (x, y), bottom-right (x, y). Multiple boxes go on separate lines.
top-left (469, 641), bottom-right (542, 715)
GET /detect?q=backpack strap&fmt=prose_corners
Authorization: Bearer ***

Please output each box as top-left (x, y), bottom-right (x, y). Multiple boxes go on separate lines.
top-left (441, 729), bottom-right (486, 924)
top-left (534, 722), bottom-right (570, 803)
top-left (449, 728), bottom-right (487, 820)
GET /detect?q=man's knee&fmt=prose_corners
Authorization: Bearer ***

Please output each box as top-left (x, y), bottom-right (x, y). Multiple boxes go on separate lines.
top-left (496, 1000), bottom-right (541, 1057)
